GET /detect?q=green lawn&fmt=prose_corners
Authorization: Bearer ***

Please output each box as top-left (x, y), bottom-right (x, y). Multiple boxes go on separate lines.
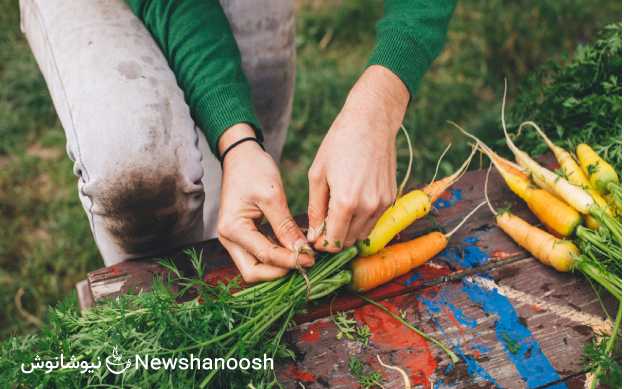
top-left (0, 0), bottom-right (619, 338)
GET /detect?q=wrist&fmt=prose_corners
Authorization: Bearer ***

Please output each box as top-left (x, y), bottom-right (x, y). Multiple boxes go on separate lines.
top-left (218, 123), bottom-right (258, 156)
top-left (347, 65), bottom-right (409, 135)
top-left (218, 123), bottom-right (264, 168)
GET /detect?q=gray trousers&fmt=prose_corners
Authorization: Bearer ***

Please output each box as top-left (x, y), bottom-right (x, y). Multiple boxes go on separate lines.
top-left (20, 0), bottom-right (295, 265)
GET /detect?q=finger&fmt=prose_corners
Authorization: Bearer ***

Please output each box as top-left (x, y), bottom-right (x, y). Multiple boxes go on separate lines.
top-left (260, 199), bottom-right (315, 264)
top-left (344, 213), bottom-right (370, 247)
top-left (220, 237), bottom-right (289, 283)
top-left (348, 205), bottom-right (386, 246)
top-left (307, 168), bottom-right (329, 242)
top-left (358, 210), bottom-right (383, 240)
top-left (230, 219), bottom-right (314, 268)
top-left (315, 197), bottom-right (352, 252)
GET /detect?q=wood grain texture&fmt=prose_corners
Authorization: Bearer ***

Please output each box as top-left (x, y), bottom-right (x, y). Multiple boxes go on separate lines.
top-left (76, 166), bottom-right (616, 388)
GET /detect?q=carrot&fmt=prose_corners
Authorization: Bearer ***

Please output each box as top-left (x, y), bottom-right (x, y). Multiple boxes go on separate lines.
top-left (519, 121), bottom-right (590, 188)
top-left (499, 83), bottom-right (595, 215)
top-left (451, 121), bottom-right (582, 237)
top-left (423, 144), bottom-right (477, 201)
top-left (351, 201), bottom-right (486, 292)
top-left (576, 143), bottom-right (620, 195)
top-left (484, 165), bottom-right (578, 272)
top-left (358, 147), bottom-right (477, 257)
top-left (518, 121), bottom-right (612, 229)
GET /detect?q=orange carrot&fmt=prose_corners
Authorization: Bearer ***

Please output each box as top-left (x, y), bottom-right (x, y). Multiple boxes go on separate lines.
top-left (352, 201), bottom-right (485, 292)
top-left (484, 165), bottom-right (578, 272)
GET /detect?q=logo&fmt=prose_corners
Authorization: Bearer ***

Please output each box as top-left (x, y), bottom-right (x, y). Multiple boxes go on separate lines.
top-left (20, 346), bottom-right (274, 375)
top-left (105, 346), bottom-right (132, 375)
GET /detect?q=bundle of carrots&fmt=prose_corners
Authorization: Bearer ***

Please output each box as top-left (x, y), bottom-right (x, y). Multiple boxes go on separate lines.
top-left (451, 82), bottom-right (621, 389)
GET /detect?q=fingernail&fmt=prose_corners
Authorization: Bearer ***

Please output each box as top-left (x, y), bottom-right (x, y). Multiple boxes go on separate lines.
top-left (306, 226), bottom-right (317, 242)
top-left (302, 253), bottom-right (315, 267)
top-left (301, 243), bottom-right (315, 256)
top-left (293, 239), bottom-right (305, 252)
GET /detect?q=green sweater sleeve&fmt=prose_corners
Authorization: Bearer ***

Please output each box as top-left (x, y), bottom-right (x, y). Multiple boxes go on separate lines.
top-left (125, 0), bottom-right (262, 154)
top-left (369, 0), bottom-right (457, 95)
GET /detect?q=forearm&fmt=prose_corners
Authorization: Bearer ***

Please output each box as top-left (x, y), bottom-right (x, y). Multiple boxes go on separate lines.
top-left (369, 0), bottom-right (457, 95)
top-left (345, 65), bottom-right (410, 136)
top-left (125, 0), bottom-right (262, 154)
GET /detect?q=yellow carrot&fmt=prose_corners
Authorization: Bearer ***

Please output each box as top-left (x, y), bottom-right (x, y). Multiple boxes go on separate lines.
top-left (484, 166), bottom-right (578, 272)
top-left (359, 189), bottom-right (431, 256)
top-left (358, 147), bottom-right (477, 256)
top-left (451, 121), bottom-right (582, 237)
top-left (577, 143), bottom-right (620, 195)
top-left (519, 121), bottom-right (589, 187)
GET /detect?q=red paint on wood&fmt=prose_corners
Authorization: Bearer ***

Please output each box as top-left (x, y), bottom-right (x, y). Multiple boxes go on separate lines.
top-left (491, 250), bottom-right (515, 259)
top-left (443, 305), bottom-right (467, 336)
top-left (282, 364), bottom-right (316, 383)
top-left (299, 321), bottom-right (333, 343)
top-left (354, 297), bottom-right (437, 387)
top-left (202, 266), bottom-right (242, 287)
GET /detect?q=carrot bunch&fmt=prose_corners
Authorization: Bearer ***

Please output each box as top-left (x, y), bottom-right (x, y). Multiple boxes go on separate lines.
top-left (452, 81), bottom-right (621, 304)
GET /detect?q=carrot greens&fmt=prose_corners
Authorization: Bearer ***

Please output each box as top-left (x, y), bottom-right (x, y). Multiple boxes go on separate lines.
top-left (0, 248), bottom-right (357, 388)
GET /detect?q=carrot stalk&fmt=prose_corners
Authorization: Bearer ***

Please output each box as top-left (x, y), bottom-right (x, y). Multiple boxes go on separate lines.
top-left (351, 202), bottom-right (486, 292)
top-left (589, 302), bottom-right (622, 389)
top-left (430, 143), bottom-right (453, 185)
top-left (422, 144), bottom-right (478, 201)
top-left (396, 124), bottom-right (414, 199)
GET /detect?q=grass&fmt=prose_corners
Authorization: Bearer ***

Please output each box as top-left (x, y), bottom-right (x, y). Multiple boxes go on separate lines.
top-left (0, 0), bottom-right (620, 339)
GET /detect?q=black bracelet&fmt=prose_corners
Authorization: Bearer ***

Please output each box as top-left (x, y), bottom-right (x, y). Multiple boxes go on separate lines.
top-left (219, 136), bottom-right (265, 165)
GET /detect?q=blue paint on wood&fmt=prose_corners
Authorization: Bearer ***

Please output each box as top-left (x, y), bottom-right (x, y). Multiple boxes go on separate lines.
top-left (471, 343), bottom-right (491, 355)
top-left (419, 288), bottom-right (477, 328)
top-left (462, 278), bottom-right (567, 389)
top-left (404, 272), bottom-right (421, 286)
top-left (426, 309), bottom-right (501, 387)
top-left (433, 188), bottom-right (463, 209)
top-left (439, 237), bottom-right (490, 269)
top-left (453, 346), bottom-right (503, 389)
top-left (420, 236), bottom-right (565, 388)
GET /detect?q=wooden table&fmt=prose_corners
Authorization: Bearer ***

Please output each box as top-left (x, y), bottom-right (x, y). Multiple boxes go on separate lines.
top-left (76, 167), bottom-right (616, 388)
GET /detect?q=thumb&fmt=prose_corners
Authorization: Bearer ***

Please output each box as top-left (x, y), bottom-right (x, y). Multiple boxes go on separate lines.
top-left (260, 198), bottom-right (314, 266)
top-left (307, 170), bottom-right (329, 242)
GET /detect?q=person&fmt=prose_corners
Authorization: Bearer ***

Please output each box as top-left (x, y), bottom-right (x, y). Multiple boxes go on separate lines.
top-left (20, 0), bottom-right (455, 282)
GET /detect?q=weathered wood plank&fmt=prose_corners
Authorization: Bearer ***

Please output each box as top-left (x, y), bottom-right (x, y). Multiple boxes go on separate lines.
top-left (75, 280), bottom-right (94, 312)
top-left (74, 163), bottom-right (616, 388)
top-left (278, 256), bottom-right (612, 388)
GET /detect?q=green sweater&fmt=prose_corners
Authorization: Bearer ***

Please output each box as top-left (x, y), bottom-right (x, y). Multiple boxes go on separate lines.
top-left (125, 0), bottom-right (456, 155)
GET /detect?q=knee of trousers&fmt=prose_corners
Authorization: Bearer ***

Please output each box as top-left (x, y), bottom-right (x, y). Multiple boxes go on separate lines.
top-left (82, 157), bottom-right (206, 256)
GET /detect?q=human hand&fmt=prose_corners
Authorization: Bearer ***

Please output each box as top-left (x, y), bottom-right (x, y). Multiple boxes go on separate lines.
top-left (307, 65), bottom-right (410, 251)
top-left (217, 124), bottom-right (314, 282)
